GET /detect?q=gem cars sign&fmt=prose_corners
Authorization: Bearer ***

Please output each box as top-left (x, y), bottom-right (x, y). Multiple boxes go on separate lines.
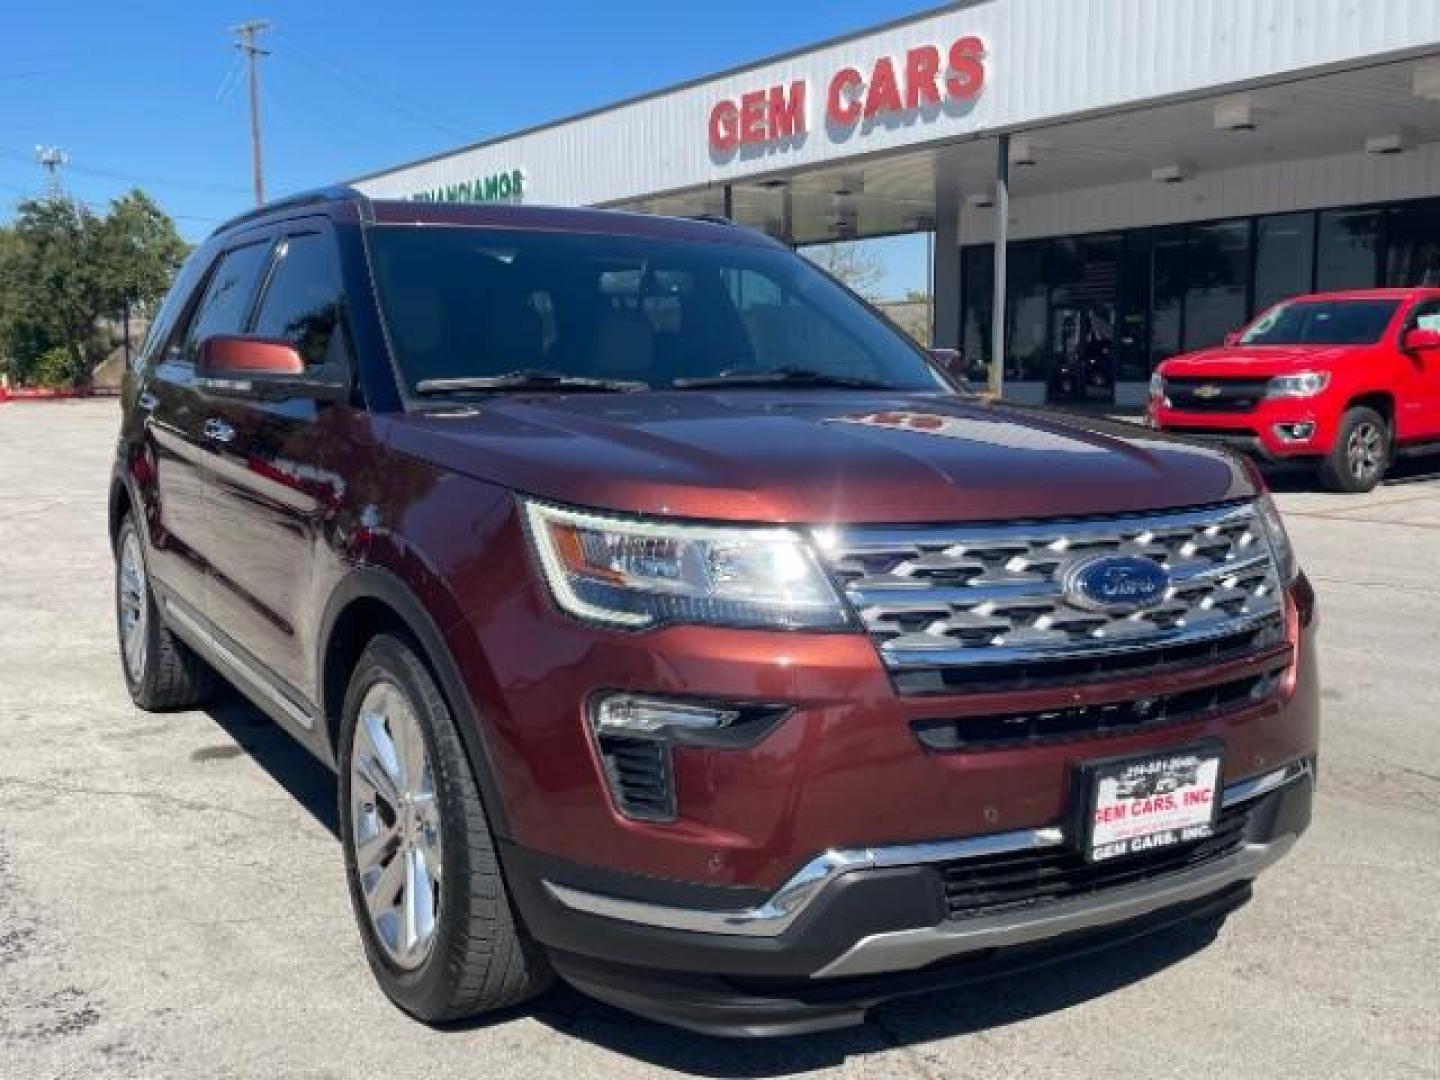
top-left (707, 37), bottom-right (986, 154)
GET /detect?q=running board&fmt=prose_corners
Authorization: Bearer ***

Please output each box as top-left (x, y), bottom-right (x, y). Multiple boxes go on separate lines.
top-left (162, 597), bottom-right (317, 731)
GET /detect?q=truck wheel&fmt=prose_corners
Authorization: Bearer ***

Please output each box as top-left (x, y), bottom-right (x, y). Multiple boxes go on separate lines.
top-left (1319, 407), bottom-right (1389, 493)
top-left (338, 633), bottom-right (553, 1022)
top-left (115, 514), bottom-right (218, 710)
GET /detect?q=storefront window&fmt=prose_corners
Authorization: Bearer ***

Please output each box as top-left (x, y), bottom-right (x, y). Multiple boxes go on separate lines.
top-left (1183, 220), bottom-right (1251, 351)
top-left (1254, 212), bottom-right (1316, 314)
top-left (1049, 235), bottom-right (1120, 402)
top-left (959, 245), bottom-right (993, 383)
top-left (1007, 241), bottom-right (1049, 384)
top-left (1317, 208), bottom-right (1381, 292)
top-left (1385, 199), bottom-right (1440, 287)
top-left (1115, 233), bottom-right (1153, 383)
top-left (1149, 227), bottom-right (1186, 368)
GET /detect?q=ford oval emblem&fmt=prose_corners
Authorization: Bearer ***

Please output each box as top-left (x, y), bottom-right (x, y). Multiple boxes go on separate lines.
top-left (1063, 555), bottom-right (1171, 613)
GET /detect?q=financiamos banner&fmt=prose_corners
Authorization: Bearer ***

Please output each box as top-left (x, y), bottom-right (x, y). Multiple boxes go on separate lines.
top-left (708, 37), bottom-right (987, 152)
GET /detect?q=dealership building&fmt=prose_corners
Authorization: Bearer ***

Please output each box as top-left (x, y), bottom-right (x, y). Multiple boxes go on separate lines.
top-left (354, 0), bottom-right (1440, 407)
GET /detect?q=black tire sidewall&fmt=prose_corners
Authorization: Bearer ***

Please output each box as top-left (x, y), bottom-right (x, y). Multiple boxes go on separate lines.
top-left (115, 516), bottom-right (153, 700)
top-left (1324, 407), bottom-right (1389, 493)
top-left (337, 633), bottom-right (495, 1020)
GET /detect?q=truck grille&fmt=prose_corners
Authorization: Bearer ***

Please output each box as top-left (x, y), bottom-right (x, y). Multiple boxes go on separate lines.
top-left (1164, 377), bottom-right (1269, 413)
top-left (941, 800), bottom-right (1252, 920)
top-left (818, 502), bottom-right (1284, 695)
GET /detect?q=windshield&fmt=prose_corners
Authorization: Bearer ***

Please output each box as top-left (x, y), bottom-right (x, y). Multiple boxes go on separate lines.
top-left (366, 225), bottom-right (945, 396)
top-left (1239, 298), bottom-right (1400, 346)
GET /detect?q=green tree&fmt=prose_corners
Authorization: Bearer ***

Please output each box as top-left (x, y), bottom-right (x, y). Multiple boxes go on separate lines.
top-left (0, 189), bottom-right (187, 388)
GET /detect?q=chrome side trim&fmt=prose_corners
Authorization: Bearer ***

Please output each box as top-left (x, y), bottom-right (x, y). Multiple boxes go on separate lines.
top-left (541, 760), bottom-right (1310, 938)
top-left (163, 598), bottom-right (315, 731)
top-left (813, 834), bottom-right (1297, 979)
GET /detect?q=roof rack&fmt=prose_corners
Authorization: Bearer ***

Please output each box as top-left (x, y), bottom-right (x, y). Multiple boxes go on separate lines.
top-left (209, 185), bottom-right (369, 238)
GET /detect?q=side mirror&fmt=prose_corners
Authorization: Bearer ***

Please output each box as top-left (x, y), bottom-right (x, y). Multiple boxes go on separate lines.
top-left (197, 335), bottom-right (346, 402)
top-left (927, 347), bottom-right (971, 389)
top-left (1401, 326), bottom-right (1440, 353)
top-left (1223, 332), bottom-right (1241, 348)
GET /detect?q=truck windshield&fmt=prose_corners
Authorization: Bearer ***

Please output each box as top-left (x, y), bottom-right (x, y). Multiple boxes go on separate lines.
top-left (1239, 298), bottom-right (1400, 346)
top-left (366, 225), bottom-right (946, 396)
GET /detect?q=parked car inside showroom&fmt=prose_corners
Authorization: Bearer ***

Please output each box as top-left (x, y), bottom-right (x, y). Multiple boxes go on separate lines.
top-left (111, 188), bottom-right (1318, 1036)
top-left (1149, 288), bottom-right (1440, 492)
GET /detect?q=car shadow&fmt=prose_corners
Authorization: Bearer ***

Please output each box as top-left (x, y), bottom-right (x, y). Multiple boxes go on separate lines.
top-left (513, 915), bottom-right (1226, 1076)
top-left (197, 692), bottom-right (1229, 1073)
top-left (1262, 455), bottom-right (1440, 494)
top-left (200, 689), bottom-right (339, 837)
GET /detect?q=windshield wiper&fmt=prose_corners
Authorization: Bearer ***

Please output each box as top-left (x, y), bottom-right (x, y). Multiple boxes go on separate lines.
top-left (414, 370), bottom-right (648, 395)
top-left (671, 366), bottom-right (896, 391)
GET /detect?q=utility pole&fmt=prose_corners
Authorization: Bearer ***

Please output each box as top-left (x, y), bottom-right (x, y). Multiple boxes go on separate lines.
top-left (231, 20), bottom-right (271, 206)
top-left (34, 145), bottom-right (68, 200)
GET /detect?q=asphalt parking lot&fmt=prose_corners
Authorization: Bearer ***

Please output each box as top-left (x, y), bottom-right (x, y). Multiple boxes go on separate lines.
top-left (1, 399), bottom-right (1436, 1080)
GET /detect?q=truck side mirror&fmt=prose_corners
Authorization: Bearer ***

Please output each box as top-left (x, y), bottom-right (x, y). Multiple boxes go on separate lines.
top-left (1401, 326), bottom-right (1440, 353)
top-left (927, 347), bottom-right (970, 390)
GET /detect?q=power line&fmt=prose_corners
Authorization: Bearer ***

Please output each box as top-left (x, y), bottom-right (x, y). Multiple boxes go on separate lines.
top-left (231, 20), bottom-right (271, 207)
top-left (273, 30), bottom-right (475, 142)
top-left (0, 147), bottom-right (249, 194)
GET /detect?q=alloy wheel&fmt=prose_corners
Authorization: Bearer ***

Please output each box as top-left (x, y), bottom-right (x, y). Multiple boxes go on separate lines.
top-left (118, 530), bottom-right (148, 683)
top-left (1346, 421), bottom-right (1385, 484)
top-left (349, 681), bottom-right (444, 971)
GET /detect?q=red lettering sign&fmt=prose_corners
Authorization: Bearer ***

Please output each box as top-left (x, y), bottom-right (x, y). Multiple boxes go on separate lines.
top-left (709, 37), bottom-right (987, 150)
top-left (826, 68), bottom-right (864, 127)
top-left (709, 80), bottom-right (809, 152)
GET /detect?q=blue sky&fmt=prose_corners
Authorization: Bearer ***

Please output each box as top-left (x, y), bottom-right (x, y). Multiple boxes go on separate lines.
top-left (1, 0), bottom-right (931, 298)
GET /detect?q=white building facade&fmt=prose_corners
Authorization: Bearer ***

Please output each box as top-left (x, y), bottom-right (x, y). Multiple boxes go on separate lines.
top-left (355, 0), bottom-right (1440, 406)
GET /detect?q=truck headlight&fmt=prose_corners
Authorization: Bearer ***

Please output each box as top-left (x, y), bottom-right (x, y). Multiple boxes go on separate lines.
top-left (1148, 372), bottom-right (1165, 398)
top-left (522, 500), bottom-right (851, 630)
top-left (1264, 372), bottom-right (1329, 399)
top-left (1254, 493), bottom-right (1298, 584)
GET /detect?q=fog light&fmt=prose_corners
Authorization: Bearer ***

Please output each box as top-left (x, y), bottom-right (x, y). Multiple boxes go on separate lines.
top-left (588, 694), bottom-right (790, 822)
top-left (1273, 422), bottom-right (1316, 442)
top-left (593, 695), bottom-right (739, 740)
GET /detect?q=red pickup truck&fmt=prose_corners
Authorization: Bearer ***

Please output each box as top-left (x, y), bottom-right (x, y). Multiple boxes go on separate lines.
top-left (1149, 288), bottom-right (1440, 491)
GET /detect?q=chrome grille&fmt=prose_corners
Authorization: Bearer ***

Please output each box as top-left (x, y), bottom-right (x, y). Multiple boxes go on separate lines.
top-left (818, 503), bottom-right (1283, 691)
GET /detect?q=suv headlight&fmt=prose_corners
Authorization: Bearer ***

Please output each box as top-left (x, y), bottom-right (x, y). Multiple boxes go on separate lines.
top-left (1264, 371), bottom-right (1330, 399)
top-left (522, 500), bottom-right (851, 630)
top-left (1254, 493), bottom-right (1298, 584)
top-left (1148, 372), bottom-right (1165, 398)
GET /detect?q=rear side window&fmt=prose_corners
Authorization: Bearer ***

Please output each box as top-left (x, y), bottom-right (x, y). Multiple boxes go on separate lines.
top-left (252, 232), bottom-right (350, 368)
top-left (180, 241), bottom-right (272, 362)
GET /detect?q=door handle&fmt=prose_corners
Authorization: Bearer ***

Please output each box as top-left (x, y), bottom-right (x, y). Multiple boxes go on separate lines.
top-left (203, 418), bottom-right (236, 444)
top-left (138, 391), bottom-right (159, 413)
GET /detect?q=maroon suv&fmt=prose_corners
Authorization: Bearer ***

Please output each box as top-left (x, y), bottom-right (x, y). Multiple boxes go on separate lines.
top-left (111, 190), bottom-right (1318, 1036)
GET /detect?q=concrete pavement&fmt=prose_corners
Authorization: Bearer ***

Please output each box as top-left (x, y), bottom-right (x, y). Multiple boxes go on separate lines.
top-left (0, 399), bottom-right (1435, 1079)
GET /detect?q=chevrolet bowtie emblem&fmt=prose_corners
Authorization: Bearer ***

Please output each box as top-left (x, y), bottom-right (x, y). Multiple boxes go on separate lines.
top-left (1192, 384), bottom-right (1224, 400)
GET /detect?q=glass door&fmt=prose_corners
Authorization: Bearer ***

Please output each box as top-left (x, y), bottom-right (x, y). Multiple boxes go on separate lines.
top-left (1048, 234), bottom-right (1121, 405)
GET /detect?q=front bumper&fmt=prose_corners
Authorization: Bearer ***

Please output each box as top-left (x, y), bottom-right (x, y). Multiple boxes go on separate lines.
top-left (1150, 400), bottom-right (1335, 459)
top-left (506, 759), bottom-right (1312, 1035)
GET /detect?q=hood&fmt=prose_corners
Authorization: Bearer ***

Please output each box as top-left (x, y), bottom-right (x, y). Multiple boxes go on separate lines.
top-left (1161, 343), bottom-right (1367, 378)
top-left (384, 391), bottom-right (1255, 524)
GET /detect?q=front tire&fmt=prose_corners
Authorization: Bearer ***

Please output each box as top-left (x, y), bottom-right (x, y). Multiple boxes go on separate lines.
top-left (114, 514), bottom-right (218, 711)
top-left (338, 633), bottom-right (552, 1022)
top-left (1319, 407), bottom-right (1389, 493)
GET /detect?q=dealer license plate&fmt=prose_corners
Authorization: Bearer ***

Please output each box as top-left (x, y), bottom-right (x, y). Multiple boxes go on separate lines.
top-left (1081, 745), bottom-right (1223, 863)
